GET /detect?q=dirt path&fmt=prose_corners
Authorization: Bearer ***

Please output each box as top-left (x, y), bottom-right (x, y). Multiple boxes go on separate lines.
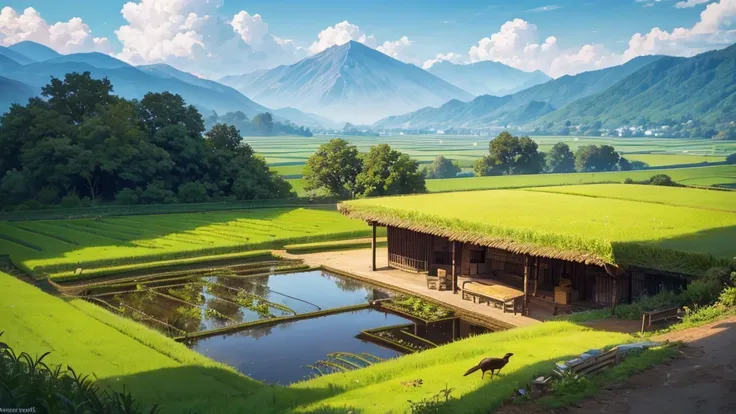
top-left (498, 316), bottom-right (736, 414)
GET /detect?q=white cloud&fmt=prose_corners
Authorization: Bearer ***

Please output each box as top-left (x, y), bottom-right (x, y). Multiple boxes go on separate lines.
top-left (422, 52), bottom-right (465, 69)
top-left (230, 11), bottom-right (268, 48)
top-left (527, 5), bottom-right (562, 12)
top-left (623, 0), bottom-right (736, 60)
top-left (114, 0), bottom-right (304, 77)
top-left (377, 36), bottom-right (416, 63)
top-left (0, 7), bottom-right (111, 54)
top-left (674, 0), bottom-right (711, 8)
top-left (467, 19), bottom-right (617, 77)
top-left (308, 21), bottom-right (376, 54)
top-left (464, 0), bottom-right (736, 78)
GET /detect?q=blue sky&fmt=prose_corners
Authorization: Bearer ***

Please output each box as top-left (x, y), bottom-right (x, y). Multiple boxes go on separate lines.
top-left (1, 0), bottom-right (732, 78)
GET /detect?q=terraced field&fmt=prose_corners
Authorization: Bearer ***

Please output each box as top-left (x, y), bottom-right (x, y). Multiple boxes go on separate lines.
top-left (0, 207), bottom-right (369, 278)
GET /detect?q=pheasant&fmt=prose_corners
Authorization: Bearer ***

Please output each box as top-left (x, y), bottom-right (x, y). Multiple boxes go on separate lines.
top-left (463, 353), bottom-right (513, 379)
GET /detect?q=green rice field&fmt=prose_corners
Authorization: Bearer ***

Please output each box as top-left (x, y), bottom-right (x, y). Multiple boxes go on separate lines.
top-left (0, 270), bottom-right (261, 414)
top-left (528, 184), bottom-right (736, 212)
top-left (425, 165), bottom-right (736, 193)
top-left (250, 135), bottom-right (736, 179)
top-left (286, 165), bottom-right (736, 196)
top-left (625, 154), bottom-right (725, 167)
top-left (340, 185), bottom-right (736, 275)
top-left (0, 207), bottom-right (369, 278)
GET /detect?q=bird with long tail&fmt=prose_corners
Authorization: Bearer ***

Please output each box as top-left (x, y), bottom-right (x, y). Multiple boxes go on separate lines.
top-left (463, 353), bottom-right (513, 379)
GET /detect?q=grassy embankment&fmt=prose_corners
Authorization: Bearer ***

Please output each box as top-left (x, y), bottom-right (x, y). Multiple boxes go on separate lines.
top-left (2, 269), bottom-right (637, 413)
top-left (340, 185), bottom-right (736, 276)
top-left (0, 207), bottom-right (370, 280)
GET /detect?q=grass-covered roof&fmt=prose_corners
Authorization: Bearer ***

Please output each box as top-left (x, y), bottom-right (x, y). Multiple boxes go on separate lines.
top-left (339, 185), bottom-right (736, 276)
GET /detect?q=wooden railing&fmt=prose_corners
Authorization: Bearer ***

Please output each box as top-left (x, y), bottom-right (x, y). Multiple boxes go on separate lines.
top-left (641, 306), bottom-right (682, 333)
top-left (389, 254), bottom-right (428, 273)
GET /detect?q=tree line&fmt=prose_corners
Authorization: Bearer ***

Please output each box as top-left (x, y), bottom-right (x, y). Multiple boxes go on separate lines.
top-left (206, 111), bottom-right (312, 137)
top-left (303, 139), bottom-right (426, 198)
top-left (468, 132), bottom-right (642, 178)
top-left (0, 72), bottom-right (293, 210)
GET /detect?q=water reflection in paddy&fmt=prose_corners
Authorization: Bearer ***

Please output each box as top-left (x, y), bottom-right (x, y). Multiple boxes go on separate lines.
top-left (189, 308), bottom-right (407, 384)
top-left (85, 268), bottom-right (491, 384)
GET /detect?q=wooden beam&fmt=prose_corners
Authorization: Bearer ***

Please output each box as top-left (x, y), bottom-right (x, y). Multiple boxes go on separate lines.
top-left (451, 241), bottom-right (457, 294)
top-left (523, 256), bottom-right (530, 316)
top-left (611, 274), bottom-right (617, 316)
top-left (371, 222), bottom-right (377, 271)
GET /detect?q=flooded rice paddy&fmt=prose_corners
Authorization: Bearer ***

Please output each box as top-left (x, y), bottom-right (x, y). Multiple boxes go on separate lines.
top-left (83, 268), bottom-right (490, 384)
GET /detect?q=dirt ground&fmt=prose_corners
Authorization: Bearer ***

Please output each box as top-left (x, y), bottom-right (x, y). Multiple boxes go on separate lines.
top-left (497, 316), bottom-right (736, 414)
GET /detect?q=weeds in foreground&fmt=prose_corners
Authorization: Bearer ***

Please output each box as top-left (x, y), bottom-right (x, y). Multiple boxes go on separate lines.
top-left (0, 332), bottom-right (162, 413)
top-left (407, 384), bottom-right (454, 414)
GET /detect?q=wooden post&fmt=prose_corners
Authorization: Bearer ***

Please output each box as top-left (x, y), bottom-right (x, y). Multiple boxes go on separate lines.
top-left (628, 271), bottom-right (633, 304)
top-left (611, 274), bottom-right (617, 316)
top-left (523, 256), bottom-right (530, 315)
top-left (533, 257), bottom-right (539, 297)
top-left (371, 222), bottom-right (377, 271)
top-left (451, 241), bottom-right (457, 293)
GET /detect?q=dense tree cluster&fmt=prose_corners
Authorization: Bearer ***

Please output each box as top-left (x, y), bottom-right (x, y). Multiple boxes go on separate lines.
top-left (423, 156), bottom-right (461, 179)
top-left (0, 72), bottom-right (293, 210)
top-left (472, 132), bottom-right (636, 177)
top-left (206, 111), bottom-right (312, 137)
top-left (304, 139), bottom-right (426, 198)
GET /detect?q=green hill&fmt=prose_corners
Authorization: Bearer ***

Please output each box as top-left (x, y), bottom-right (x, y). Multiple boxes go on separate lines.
top-left (539, 44), bottom-right (736, 127)
top-left (374, 55), bottom-right (662, 129)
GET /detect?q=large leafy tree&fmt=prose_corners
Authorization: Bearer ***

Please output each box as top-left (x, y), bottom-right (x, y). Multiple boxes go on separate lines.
top-left (42, 72), bottom-right (116, 124)
top-left (0, 72), bottom-right (296, 209)
top-left (304, 138), bottom-right (362, 197)
top-left (546, 142), bottom-right (576, 173)
top-left (574, 145), bottom-right (620, 172)
top-left (475, 132), bottom-right (545, 176)
top-left (355, 144), bottom-right (426, 197)
top-left (424, 156), bottom-right (461, 179)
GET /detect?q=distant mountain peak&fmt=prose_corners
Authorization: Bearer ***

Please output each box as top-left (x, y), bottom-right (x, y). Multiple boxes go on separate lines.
top-left (426, 59), bottom-right (552, 96)
top-left (220, 40), bottom-right (473, 124)
top-left (8, 41), bottom-right (60, 61)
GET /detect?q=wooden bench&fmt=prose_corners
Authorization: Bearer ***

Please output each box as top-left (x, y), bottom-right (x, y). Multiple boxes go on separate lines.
top-left (641, 307), bottom-right (683, 333)
top-left (461, 281), bottom-right (524, 314)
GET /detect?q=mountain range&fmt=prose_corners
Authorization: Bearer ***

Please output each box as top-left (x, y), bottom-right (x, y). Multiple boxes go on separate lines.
top-left (374, 55), bottom-right (664, 129)
top-left (0, 42), bottom-right (336, 129)
top-left (219, 41), bottom-right (474, 124)
top-left (536, 44), bottom-right (736, 128)
top-left (1, 40), bottom-right (734, 133)
top-left (426, 60), bottom-right (551, 96)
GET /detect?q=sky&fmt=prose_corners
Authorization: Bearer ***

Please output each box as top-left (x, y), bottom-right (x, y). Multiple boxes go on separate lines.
top-left (1, 0), bottom-right (734, 79)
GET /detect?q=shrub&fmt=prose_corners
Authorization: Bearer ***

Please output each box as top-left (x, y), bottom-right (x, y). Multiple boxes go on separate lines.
top-left (624, 178), bottom-right (634, 184)
top-left (60, 193), bottom-right (82, 208)
top-left (648, 174), bottom-right (677, 186)
top-left (615, 289), bottom-right (681, 319)
top-left (683, 278), bottom-right (722, 306)
top-left (37, 186), bottom-right (59, 205)
top-left (140, 183), bottom-right (177, 204)
top-left (177, 182), bottom-right (208, 203)
top-left (718, 286), bottom-right (736, 307)
top-left (115, 188), bottom-right (140, 205)
top-left (726, 153), bottom-right (736, 165)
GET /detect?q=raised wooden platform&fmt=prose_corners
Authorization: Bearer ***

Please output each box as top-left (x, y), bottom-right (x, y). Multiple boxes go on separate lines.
top-left (281, 247), bottom-right (544, 328)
